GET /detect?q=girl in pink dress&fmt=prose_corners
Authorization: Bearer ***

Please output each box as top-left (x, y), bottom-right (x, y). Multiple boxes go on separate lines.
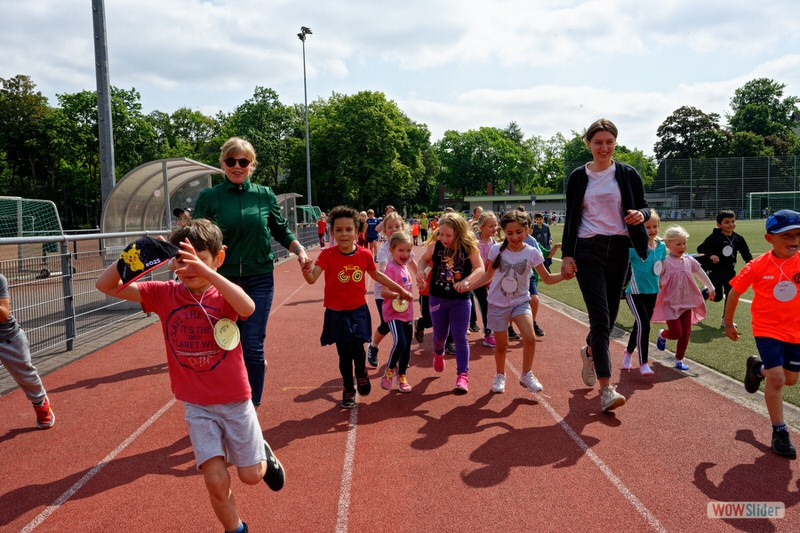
top-left (652, 226), bottom-right (715, 370)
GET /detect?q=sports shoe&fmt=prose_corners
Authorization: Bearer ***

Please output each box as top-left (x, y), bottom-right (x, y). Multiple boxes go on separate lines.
top-left (34, 396), bottom-right (55, 429)
top-left (639, 363), bottom-right (654, 376)
top-left (341, 391), bottom-right (356, 409)
top-left (482, 334), bottom-right (496, 348)
top-left (579, 346), bottom-right (596, 387)
top-left (656, 330), bottom-right (667, 351)
top-left (533, 322), bottom-right (545, 337)
top-left (380, 368), bottom-right (395, 390)
top-left (454, 373), bottom-right (469, 394)
top-left (367, 344), bottom-right (379, 367)
top-left (675, 360), bottom-right (689, 371)
top-left (469, 322), bottom-right (480, 333)
top-left (433, 353), bottom-right (445, 373)
top-left (508, 328), bottom-right (521, 340)
top-left (772, 429), bottom-right (797, 459)
top-left (744, 355), bottom-right (764, 394)
top-left (491, 373), bottom-right (506, 393)
top-left (600, 385), bottom-right (626, 412)
top-left (414, 319), bottom-right (424, 343)
top-left (622, 350), bottom-right (633, 370)
top-left (263, 440), bottom-right (286, 491)
top-left (356, 374), bottom-right (371, 396)
top-left (445, 342), bottom-right (456, 354)
top-left (519, 370), bottom-right (543, 393)
top-left (397, 374), bottom-right (412, 393)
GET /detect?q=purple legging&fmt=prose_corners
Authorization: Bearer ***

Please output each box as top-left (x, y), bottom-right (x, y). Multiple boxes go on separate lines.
top-left (429, 295), bottom-right (472, 374)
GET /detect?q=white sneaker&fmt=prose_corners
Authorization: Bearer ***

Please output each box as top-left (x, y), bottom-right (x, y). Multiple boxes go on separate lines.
top-left (491, 373), bottom-right (506, 393)
top-left (580, 346), bottom-right (596, 387)
top-left (519, 370), bottom-right (543, 393)
top-left (622, 350), bottom-right (633, 370)
top-left (600, 385), bottom-right (626, 412)
top-left (639, 363), bottom-right (654, 376)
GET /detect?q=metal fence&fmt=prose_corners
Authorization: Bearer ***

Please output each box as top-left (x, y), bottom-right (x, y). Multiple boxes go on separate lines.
top-left (0, 224), bottom-right (319, 358)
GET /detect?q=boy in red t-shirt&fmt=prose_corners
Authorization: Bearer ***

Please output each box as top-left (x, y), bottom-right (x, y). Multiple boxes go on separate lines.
top-left (302, 206), bottom-right (412, 408)
top-left (317, 213), bottom-right (327, 248)
top-left (96, 220), bottom-right (285, 533)
top-left (724, 209), bottom-right (800, 459)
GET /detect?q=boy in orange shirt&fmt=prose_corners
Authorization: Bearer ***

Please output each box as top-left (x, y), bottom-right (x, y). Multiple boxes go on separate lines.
top-left (724, 209), bottom-right (800, 459)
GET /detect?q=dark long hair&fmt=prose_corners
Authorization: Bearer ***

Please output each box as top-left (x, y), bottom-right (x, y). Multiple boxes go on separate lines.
top-left (491, 210), bottom-right (531, 270)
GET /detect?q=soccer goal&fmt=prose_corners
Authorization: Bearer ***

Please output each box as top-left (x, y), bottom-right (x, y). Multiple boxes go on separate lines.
top-left (0, 196), bottom-right (64, 278)
top-left (748, 191), bottom-right (800, 218)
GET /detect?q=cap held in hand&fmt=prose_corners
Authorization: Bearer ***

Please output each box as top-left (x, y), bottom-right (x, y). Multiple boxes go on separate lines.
top-left (116, 236), bottom-right (180, 291)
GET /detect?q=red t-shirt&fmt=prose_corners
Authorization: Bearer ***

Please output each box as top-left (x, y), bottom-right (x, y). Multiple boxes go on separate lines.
top-left (730, 251), bottom-right (800, 343)
top-left (316, 245), bottom-right (377, 310)
top-left (317, 218), bottom-right (327, 235)
top-left (139, 280), bottom-right (251, 405)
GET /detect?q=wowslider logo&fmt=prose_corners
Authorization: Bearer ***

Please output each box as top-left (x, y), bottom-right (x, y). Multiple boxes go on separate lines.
top-left (707, 502), bottom-right (785, 519)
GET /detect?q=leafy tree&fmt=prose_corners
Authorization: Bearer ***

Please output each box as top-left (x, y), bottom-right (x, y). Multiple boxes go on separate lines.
top-left (654, 106), bottom-right (729, 160)
top-left (728, 78), bottom-right (799, 155)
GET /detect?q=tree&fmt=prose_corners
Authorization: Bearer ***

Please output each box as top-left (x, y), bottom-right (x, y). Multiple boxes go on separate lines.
top-left (728, 78), bottom-right (799, 155)
top-left (654, 106), bottom-right (729, 160)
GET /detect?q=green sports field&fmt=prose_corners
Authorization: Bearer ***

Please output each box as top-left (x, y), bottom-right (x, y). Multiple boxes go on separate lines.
top-left (539, 217), bottom-right (800, 407)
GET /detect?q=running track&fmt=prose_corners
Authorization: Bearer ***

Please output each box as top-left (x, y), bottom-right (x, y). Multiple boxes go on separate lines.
top-left (1, 246), bottom-right (799, 532)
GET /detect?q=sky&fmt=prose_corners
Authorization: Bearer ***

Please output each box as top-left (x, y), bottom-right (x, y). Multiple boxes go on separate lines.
top-left (2, 0), bottom-right (800, 157)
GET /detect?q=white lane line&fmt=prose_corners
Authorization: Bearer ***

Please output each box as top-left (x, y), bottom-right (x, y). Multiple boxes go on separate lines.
top-left (506, 361), bottom-right (667, 532)
top-left (21, 398), bottom-right (177, 532)
top-left (335, 405), bottom-right (359, 533)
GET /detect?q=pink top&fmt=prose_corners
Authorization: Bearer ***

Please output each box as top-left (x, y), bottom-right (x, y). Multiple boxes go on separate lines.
top-left (651, 254), bottom-right (713, 324)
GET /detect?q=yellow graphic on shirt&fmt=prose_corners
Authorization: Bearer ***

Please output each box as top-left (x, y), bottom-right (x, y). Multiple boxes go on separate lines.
top-left (338, 265), bottom-right (364, 283)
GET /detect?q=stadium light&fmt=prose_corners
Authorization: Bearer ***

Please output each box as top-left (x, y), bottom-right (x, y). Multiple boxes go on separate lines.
top-left (298, 26), bottom-right (313, 208)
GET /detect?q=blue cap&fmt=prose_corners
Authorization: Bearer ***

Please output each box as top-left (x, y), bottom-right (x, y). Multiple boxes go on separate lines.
top-left (766, 209), bottom-right (800, 234)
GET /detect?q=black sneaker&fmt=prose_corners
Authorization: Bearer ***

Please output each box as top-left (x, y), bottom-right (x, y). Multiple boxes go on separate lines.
top-left (469, 322), bottom-right (480, 333)
top-left (229, 522), bottom-right (248, 533)
top-left (341, 391), bottom-right (356, 409)
top-left (744, 355), bottom-right (764, 394)
top-left (367, 344), bottom-right (379, 367)
top-left (445, 342), bottom-right (456, 355)
top-left (356, 374), bottom-right (371, 396)
top-left (508, 328), bottom-right (520, 340)
top-left (772, 429), bottom-right (797, 459)
top-left (414, 319), bottom-right (425, 343)
top-left (534, 322), bottom-right (545, 337)
top-left (263, 441), bottom-right (286, 491)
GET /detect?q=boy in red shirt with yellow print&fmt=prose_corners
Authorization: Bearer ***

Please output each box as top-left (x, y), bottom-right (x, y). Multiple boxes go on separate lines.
top-left (724, 209), bottom-right (800, 459)
top-left (302, 206), bottom-right (412, 409)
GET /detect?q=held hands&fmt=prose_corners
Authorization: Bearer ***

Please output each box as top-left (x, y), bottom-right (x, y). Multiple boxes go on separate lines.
top-left (561, 257), bottom-right (577, 280)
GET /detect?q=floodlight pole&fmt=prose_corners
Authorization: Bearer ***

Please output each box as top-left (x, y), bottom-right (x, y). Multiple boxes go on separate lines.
top-left (92, 0), bottom-right (116, 208)
top-left (298, 26), bottom-right (313, 208)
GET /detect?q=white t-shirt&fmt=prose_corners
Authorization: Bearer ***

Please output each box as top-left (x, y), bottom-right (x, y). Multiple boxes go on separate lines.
top-left (487, 243), bottom-right (544, 308)
top-left (578, 163), bottom-right (627, 238)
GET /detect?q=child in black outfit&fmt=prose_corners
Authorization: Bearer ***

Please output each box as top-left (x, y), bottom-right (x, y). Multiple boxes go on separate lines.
top-left (696, 209), bottom-right (752, 317)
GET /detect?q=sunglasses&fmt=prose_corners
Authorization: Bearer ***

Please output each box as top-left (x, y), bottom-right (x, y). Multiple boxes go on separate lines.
top-left (224, 157), bottom-right (251, 168)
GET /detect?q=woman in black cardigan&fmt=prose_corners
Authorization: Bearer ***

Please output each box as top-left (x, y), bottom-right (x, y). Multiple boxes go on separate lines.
top-left (561, 118), bottom-right (650, 413)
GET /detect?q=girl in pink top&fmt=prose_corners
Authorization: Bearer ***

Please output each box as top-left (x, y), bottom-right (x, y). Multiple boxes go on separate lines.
top-left (380, 232), bottom-right (416, 392)
top-left (652, 226), bottom-right (714, 370)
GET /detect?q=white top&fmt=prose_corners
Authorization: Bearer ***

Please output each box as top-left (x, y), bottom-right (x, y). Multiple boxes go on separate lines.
top-left (486, 243), bottom-right (544, 308)
top-left (578, 163), bottom-right (627, 238)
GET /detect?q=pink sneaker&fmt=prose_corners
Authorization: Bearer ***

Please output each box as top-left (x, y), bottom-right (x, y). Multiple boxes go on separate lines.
top-left (433, 353), bottom-right (445, 373)
top-left (455, 373), bottom-right (469, 393)
top-left (380, 368), bottom-right (395, 390)
top-left (397, 375), bottom-right (412, 393)
top-left (482, 334), bottom-right (496, 348)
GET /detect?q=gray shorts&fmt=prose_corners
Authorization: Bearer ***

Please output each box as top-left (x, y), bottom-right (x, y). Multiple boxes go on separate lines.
top-left (184, 400), bottom-right (266, 469)
top-left (487, 302), bottom-right (532, 332)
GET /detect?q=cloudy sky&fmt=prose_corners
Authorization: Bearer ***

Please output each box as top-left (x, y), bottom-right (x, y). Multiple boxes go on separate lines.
top-left (2, 0), bottom-right (799, 156)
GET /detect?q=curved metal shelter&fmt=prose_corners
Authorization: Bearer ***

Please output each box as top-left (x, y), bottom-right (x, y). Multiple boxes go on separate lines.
top-left (100, 158), bottom-right (222, 240)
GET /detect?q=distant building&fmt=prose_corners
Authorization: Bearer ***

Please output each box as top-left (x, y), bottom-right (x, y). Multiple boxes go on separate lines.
top-left (463, 193), bottom-right (566, 218)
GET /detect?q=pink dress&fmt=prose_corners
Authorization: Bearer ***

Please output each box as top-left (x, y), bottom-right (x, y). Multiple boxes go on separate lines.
top-left (651, 254), bottom-right (713, 324)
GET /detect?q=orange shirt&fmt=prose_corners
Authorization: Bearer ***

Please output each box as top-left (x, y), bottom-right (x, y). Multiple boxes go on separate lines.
top-left (730, 251), bottom-right (800, 343)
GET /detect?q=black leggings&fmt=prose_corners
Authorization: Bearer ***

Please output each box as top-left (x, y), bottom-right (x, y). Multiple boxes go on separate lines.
top-left (336, 339), bottom-right (367, 393)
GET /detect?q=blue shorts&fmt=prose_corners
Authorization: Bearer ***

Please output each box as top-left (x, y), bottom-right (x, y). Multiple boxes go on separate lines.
top-left (487, 301), bottom-right (532, 332)
top-left (755, 337), bottom-right (800, 372)
top-left (528, 275), bottom-right (538, 296)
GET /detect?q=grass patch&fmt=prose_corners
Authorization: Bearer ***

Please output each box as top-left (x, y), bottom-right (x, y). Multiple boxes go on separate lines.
top-left (539, 218), bottom-right (800, 407)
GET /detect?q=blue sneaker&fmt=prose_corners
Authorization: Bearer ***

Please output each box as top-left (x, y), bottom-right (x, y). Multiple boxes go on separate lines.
top-left (675, 360), bottom-right (689, 371)
top-left (656, 330), bottom-right (667, 351)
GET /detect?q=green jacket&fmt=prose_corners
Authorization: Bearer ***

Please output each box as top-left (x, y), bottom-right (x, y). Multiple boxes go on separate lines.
top-left (193, 178), bottom-right (296, 278)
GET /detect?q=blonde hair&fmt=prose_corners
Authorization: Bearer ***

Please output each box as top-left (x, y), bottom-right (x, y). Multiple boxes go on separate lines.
top-left (389, 231), bottom-right (412, 249)
top-left (219, 137), bottom-right (257, 168)
top-left (381, 211), bottom-right (407, 235)
top-left (427, 212), bottom-right (479, 256)
top-left (663, 225), bottom-right (689, 244)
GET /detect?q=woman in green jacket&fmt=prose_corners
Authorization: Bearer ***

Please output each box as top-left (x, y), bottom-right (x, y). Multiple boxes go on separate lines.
top-left (194, 137), bottom-right (312, 406)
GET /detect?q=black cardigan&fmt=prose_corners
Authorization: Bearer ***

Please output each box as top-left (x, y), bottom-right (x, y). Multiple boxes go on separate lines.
top-left (561, 162), bottom-right (650, 261)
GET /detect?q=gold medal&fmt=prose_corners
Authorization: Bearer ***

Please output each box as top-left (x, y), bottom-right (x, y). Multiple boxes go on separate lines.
top-left (392, 298), bottom-right (409, 312)
top-left (214, 318), bottom-right (240, 350)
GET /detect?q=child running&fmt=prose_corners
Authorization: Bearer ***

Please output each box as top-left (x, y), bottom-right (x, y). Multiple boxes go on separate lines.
top-left (96, 220), bottom-right (285, 533)
top-left (622, 210), bottom-right (666, 375)
top-left (415, 212), bottom-right (484, 394)
top-left (379, 232), bottom-right (416, 392)
top-left (302, 206), bottom-right (412, 408)
top-left (472, 210), bottom-right (564, 393)
top-left (723, 209), bottom-right (800, 458)
top-left (367, 212), bottom-right (417, 367)
top-left (474, 210), bottom-right (500, 348)
top-left (651, 225), bottom-right (714, 370)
